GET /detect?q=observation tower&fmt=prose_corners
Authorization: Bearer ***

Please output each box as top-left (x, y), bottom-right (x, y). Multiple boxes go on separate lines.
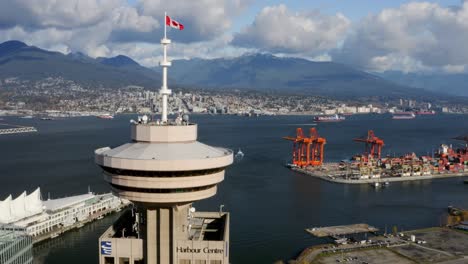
top-left (95, 25), bottom-right (233, 264)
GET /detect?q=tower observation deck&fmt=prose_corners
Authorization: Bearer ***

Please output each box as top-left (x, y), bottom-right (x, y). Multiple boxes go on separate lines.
top-left (95, 16), bottom-right (233, 264)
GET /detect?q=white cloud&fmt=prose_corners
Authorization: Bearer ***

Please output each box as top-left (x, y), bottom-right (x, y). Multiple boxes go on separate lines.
top-left (0, 0), bottom-right (250, 65)
top-left (442, 64), bottom-right (466, 74)
top-left (4, 0), bottom-right (468, 73)
top-left (0, 0), bottom-right (163, 58)
top-left (112, 6), bottom-right (159, 32)
top-left (0, 0), bottom-right (123, 29)
top-left (232, 5), bottom-right (350, 56)
top-left (108, 34), bottom-right (251, 67)
top-left (136, 0), bottom-right (250, 43)
top-left (333, 1), bottom-right (468, 73)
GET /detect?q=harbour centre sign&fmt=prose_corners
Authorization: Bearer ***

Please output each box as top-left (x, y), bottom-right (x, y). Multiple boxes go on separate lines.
top-left (176, 246), bottom-right (224, 254)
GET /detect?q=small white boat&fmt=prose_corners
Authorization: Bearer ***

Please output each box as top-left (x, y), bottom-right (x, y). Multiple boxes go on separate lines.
top-left (51, 233), bottom-right (60, 238)
top-left (235, 149), bottom-right (244, 159)
top-left (97, 215), bottom-right (104, 220)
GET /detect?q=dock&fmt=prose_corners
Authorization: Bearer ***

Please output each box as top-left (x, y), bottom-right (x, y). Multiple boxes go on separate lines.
top-left (32, 205), bottom-right (126, 244)
top-left (0, 123), bottom-right (37, 135)
top-left (306, 223), bottom-right (378, 238)
top-left (292, 165), bottom-right (468, 184)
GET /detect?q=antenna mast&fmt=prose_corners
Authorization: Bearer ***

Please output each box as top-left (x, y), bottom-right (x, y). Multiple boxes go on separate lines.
top-left (160, 11), bottom-right (172, 123)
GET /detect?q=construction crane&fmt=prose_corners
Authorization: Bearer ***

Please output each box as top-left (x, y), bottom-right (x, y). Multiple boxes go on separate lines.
top-left (353, 130), bottom-right (384, 160)
top-left (283, 128), bottom-right (326, 167)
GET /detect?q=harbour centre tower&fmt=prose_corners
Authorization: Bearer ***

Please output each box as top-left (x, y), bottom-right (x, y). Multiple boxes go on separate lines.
top-left (94, 30), bottom-right (233, 264)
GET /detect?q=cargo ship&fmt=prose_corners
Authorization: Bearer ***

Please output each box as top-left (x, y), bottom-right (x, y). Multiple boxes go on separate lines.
top-left (0, 188), bottom-right (129, 243)
top-left (392, 112), bottom-right (416, 120)
top-left (314, 114), bottom-right (345, 122)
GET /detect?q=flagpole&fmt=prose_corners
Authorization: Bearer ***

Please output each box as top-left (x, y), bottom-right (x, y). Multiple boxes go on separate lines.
top-left (160, 11), bottom-right (171, 123)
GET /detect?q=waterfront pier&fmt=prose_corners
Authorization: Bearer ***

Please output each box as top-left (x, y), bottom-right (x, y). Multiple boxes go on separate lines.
top-left (0, 123), bottom-right (37, 135)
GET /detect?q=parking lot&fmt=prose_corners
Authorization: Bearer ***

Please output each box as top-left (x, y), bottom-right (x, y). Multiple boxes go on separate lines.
top-left (315, 248), bottom-right (414, 264)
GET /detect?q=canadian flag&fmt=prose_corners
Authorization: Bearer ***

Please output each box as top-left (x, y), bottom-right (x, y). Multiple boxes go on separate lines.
top-left (166, 15), bottom-right (184, 30)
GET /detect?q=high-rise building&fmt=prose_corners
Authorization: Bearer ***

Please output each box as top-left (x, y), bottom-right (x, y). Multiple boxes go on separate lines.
top-left (0, 227), bottom-right (33, 264)
top-left (95, 27), bottom-right (233, 264)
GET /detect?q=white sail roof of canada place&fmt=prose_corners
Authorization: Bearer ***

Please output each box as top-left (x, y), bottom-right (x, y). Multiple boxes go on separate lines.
top-left (42, 193), bottom-right (94, 212)
top-left (0, 188), bottom-right (44, 224)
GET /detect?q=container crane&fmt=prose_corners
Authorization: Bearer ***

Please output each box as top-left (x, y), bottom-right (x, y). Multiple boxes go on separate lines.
top-left (452, 134), bottom-right (468, 164)
top-left (353, 130), bottom-right (384, 161)
top-left (283, 128), bottom-right (326, 167)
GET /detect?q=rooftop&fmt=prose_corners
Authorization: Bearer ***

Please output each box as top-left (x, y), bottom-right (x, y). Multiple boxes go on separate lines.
top-left (188, 212), bottom-right (227, 241)
top-left (0, 227), bottom-right (27, 245)
top-left (99, 142), bottom-right (232, 161)
top-left (43, 193), bottom-right (94, 212)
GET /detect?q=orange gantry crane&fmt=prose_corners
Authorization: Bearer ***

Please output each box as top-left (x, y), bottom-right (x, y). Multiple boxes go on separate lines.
top-left (283, 128), bottom-right (326, 167)
top-left (353, 130), bottom-right (385, 160)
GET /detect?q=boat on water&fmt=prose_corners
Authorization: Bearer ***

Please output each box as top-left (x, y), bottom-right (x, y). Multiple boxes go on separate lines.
top-left (40, 117), bottom-right (54, 121)
top-left (20, 115), bottom-right (33, 119)
top-left (314, 114), bottom-right (346, 123)
top-left (235, 149), bottom-right (244, 160)
top-left (392, 113), bottom-right (416, 120)
top-left (415, 110), bottom-right (436, 115)
top-left (0, 187), bottom-right (129, 243)
top-left (97, 114), bottom-right (114, 119)
top-left (371, 181), bottom-right (390, 188)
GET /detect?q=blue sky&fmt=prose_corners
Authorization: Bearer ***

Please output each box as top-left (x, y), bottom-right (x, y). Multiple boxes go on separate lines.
top-left (235, 0), bottom-right (462, 30)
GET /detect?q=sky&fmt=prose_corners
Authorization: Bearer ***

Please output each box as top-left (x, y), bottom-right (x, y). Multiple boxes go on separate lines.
top-left (1, 0), bottom-right (468, 74)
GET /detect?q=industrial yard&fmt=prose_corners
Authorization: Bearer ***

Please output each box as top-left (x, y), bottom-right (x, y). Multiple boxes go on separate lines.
top-left (284, 129), bottom-right (468, 184)
top-left (289, 207), bottom-right (468, 264)
top-left (292, 227), bottom-right (468, 264)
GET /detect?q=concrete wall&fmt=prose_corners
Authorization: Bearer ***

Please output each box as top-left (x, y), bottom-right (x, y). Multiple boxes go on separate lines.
top-left (99, 227), bottom-right (143, 264)
top-left (112, 186), bottom-right (217, 204)
top-left (103, 171), bottom-right (225, 189)
top-left (131, 124), bottom-right (197, 143)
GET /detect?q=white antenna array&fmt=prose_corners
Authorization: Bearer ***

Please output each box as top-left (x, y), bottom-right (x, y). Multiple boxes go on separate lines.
top-left (160, 11), bottom-right (172, 123)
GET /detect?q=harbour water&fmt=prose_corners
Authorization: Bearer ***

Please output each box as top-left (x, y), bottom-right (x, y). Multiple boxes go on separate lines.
top-left (1, 114), bottom-right (468, 263)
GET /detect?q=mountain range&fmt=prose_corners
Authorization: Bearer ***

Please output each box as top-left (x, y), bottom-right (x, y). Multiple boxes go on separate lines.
top-left (169, 54), bottom-right (434, 99)
top-left (0, 40), bottom-right (465, 101)
top-left (378, 71), bottom-right (468, 97)
top-left (0, 40), bottom-right (160, 88)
